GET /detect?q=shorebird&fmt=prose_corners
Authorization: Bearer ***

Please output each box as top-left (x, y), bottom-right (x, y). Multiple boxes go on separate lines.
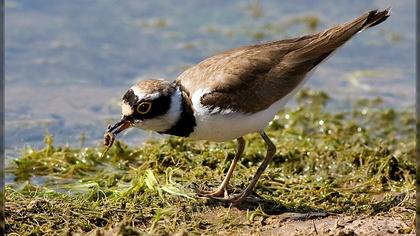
top-left (105, 9), bottom-right (390, 205)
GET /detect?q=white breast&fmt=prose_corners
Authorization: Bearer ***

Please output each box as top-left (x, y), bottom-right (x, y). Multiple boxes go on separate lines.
top-left (188, 71), bottom-right (312, 142)
top-left (188, 89), bottom-right (288, 141)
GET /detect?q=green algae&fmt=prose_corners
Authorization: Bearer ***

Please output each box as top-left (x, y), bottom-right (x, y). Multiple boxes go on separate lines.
top-left (5, 89), bottom-right (415, 235)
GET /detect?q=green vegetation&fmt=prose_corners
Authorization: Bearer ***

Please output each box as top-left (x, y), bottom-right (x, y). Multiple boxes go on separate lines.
top-left (5, 89), bottom-right (415, 235)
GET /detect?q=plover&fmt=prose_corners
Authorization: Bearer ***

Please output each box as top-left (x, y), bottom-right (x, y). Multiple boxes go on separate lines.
top-left (105, 9), bottom-right (390, 205)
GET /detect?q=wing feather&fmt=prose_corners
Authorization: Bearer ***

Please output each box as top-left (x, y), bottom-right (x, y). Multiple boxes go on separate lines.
top-left (176, 9), bottom-right (390, 113)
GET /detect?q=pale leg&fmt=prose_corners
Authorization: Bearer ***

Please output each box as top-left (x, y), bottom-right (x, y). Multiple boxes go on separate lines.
top-left (197, 137), bottom-right (245, 198)
top-left (212, 131), bottom-right (276, 205)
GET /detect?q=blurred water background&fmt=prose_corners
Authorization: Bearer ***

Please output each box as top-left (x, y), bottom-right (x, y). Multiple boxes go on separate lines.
top-left (5, 0), bottom-right (415, 160)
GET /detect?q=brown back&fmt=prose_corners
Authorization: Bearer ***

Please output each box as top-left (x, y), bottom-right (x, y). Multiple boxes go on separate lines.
top-left (176, 9), bottom-right (390, 113)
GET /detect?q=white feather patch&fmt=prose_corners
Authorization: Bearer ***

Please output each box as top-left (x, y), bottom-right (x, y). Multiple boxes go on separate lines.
top-left (189, 79), bottom-right (310, 142)
top-left (131, 86), bottom-right (161, 101)
top-left (121, 101), bottom-right (134, 116)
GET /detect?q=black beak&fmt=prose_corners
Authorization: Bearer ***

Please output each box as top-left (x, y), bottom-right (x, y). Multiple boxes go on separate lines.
top-left (106, 117), bottom-right (133, 135)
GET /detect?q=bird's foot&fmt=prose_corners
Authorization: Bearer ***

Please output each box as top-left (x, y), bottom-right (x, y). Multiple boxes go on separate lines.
top-left (196, 187), bottom-right (228, 198)
top-left (198, 187), bottom-right (258, 205)
top-left (208, 192), bottom-right (248, 205)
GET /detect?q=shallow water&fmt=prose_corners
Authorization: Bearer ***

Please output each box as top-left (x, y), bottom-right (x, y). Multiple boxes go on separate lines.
top-left (5, 0), bottom-right (415, 156)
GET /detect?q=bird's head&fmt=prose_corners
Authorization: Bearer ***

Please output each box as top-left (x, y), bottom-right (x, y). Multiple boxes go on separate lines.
top-left (107, 79), bottom-right (182, 136)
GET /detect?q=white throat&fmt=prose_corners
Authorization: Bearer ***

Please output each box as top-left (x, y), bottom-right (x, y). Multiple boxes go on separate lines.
top-left (133, 87), bottom-right (183, 132)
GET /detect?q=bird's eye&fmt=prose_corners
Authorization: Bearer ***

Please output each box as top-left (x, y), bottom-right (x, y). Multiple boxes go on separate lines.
top-left (137, 102), bottom-right (152, 114)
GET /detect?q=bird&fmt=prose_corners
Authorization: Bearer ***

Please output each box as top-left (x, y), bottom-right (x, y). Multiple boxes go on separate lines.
top-left (105, 9), bottom-right (390, 205)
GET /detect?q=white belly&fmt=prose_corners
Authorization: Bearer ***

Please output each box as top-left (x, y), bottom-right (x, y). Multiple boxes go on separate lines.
top-left (188, 90), bottom-right (293, 142)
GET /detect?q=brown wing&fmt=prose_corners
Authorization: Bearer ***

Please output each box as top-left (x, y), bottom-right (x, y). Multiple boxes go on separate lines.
top-left (176, 9), bottom-right (390, 113)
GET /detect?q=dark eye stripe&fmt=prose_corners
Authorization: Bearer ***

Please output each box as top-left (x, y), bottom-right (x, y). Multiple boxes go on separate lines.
top-left (132, 95), bottom-right (171, 119)
top-left (122, 89), bottom-right (138, 107)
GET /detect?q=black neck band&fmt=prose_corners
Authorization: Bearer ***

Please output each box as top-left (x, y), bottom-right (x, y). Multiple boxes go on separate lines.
top-left (160, 83), bottom-right (196, 137)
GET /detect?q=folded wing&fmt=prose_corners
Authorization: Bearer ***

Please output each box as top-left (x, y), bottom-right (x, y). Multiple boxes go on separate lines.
top-left (176, 9), bottom-right (390, 113)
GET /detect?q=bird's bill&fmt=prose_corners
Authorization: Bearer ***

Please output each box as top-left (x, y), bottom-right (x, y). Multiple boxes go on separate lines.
top-left (107, 118), bottom-right (132, 135)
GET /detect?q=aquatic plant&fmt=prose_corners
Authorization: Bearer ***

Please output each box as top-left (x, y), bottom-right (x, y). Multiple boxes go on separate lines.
top-left (5, 89), bottom-right (415, 235)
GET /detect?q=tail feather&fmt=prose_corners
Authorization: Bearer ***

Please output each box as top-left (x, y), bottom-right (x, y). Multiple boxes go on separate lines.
top-left (285, 8), bottom-right (391, 65)
top-left (361, 8), bottom-right (391, 30)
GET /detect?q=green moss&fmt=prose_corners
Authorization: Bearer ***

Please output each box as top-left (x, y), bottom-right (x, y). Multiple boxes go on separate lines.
top-left (5, 89), bottom-right (415, 235)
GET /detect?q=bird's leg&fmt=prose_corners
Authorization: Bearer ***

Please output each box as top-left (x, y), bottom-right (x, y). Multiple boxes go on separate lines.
top-left (197, 137), bottom-right (245, 198)
top-left (212, 131), bottom-right (276, 205)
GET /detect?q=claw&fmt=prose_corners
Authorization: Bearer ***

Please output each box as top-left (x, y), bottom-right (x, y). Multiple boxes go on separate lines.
top-left (208, 192), bottom-right (247, 205)
top-left (196, 188), bottom-right (226, 198)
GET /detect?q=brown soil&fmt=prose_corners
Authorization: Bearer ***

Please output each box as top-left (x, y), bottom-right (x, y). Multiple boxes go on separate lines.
top-left (256, 213), bottom-right (414, 236)
top-left (93, 208), bottom-right (415, 236)
top-left (215, 210), bottom-right (416, 236)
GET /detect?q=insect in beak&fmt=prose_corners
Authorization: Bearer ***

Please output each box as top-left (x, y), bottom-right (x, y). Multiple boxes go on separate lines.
top-left (101, 117), bottom-right (133, 157)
